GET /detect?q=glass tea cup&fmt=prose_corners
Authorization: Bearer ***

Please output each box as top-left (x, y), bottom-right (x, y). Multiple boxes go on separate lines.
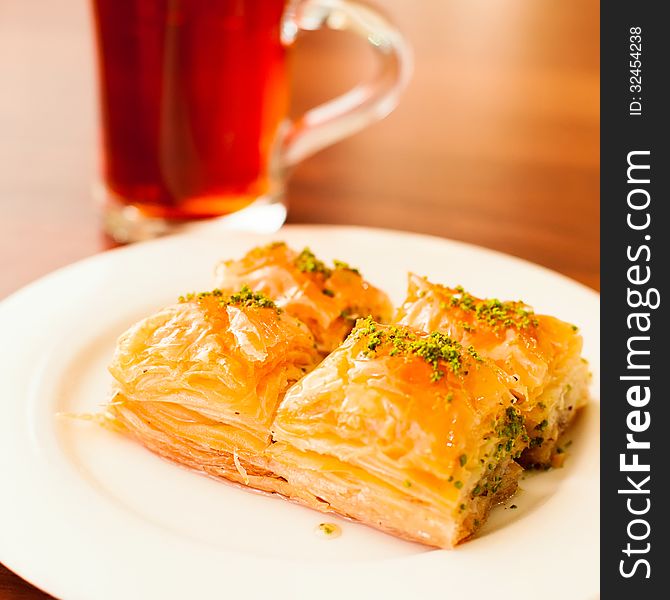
top-left (91, 0), bottom-right (411, 242)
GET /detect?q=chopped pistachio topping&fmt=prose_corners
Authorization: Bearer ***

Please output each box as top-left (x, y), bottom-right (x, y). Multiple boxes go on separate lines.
top-left (316, 522), bottom-right (341, 538)
top-left (534, 419), bottom-right (549, 432)
top-left (366, 327), bottom-right (384, 353)
top-left (293, 247), bottom-right (363, 279)
top-left (409, 332), bottom-right (465, 381)
top-left (333, 259), bottom-right (361, 275)
top-left (354, 318), bottom-right (471, 382)
top-left (496, 407), bottom-right (526, 441)
top-left (179, 285), bottom-right (279, 312)
top-left (489, 406), bottom-right (528, 461)
top-left (439, 285), bottom-right (539, 331)
top-left (294, 247), bottom-right (331, 276)
top-left (459, 454), bottom-right (468, 467)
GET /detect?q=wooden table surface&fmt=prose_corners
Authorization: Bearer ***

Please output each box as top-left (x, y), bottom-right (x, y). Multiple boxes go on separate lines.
top-left (0, 0), bottom-right (598, 597)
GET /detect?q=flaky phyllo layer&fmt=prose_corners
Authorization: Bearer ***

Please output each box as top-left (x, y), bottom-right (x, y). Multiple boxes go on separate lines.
top-left (395, 274), bottom-right (590, 466)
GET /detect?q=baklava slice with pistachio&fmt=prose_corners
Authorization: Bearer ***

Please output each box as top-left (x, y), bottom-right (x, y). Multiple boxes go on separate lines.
top-left (395, 274), bottom-right (590, 467)
top-left (214, 242), bottom-right (393, 354)
top-left (104, 286), bottom-right (321, 495)
top-left (268, 319), bottom-right (528, 549)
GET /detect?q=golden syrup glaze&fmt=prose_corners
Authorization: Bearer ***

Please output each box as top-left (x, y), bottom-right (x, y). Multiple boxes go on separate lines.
top-left (395, 274), bottom-right (585, 435)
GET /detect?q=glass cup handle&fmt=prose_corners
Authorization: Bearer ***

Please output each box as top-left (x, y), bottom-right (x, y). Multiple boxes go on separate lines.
top-left (281, 0), bottom-right (412, 167)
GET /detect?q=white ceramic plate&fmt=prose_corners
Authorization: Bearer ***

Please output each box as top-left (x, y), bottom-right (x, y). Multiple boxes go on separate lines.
top-left (0, 226), bottom-right (599, 600)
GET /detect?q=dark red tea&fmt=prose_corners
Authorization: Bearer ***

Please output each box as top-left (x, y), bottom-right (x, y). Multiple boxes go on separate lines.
top-left (92, 0), bottom-right (289, 220)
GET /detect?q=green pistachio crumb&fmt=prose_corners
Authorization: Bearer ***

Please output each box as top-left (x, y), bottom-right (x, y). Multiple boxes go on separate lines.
top-left (534, 419), bottom-right (549, 432)
top-left (441, 286), bottom-right (539, 331)
top-left (316, 522), bottom-right (341, 537)
top-left (333, 259), bottom-right (360, 275)
top-left (354, 318), bottom-right (470, 382)
top-left (294, 247), bottom-right (331, 276)
top-left (179, 285), bottom-right (279, 312)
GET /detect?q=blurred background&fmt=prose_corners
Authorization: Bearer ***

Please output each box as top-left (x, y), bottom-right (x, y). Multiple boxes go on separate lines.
top-left (0, 0), bottom-right (598, 302)
top-left (1, 1), bottom-right (598, 594)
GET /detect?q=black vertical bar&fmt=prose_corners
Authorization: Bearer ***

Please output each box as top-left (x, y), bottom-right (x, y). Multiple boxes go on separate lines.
top-left (601, 2), bottom-right (670, 597)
